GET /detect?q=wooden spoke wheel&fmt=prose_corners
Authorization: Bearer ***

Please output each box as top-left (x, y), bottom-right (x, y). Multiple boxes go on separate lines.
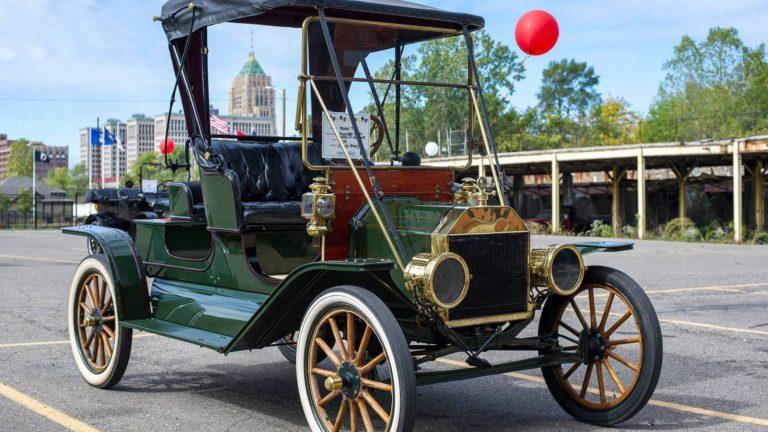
top-left (297, 286), bottom-right (415, 432)
top-left (539, 266), bottom-right (662, 426)
top-left (68, 257), bottom-right (132, 389)
top-left (277, 332), bottom-right (298, 364)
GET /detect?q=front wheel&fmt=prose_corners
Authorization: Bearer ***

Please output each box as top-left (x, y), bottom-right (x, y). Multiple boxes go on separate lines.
top-left (539, 266), bottom-right (662, 426)
top-left (296, 286), bottom-right (416, 432)
top-left (68, 256), bottom-right (132, 389)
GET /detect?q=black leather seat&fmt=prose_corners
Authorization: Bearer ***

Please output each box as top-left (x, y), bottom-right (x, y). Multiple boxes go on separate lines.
top-left (210, 140), bottom-right (320, 226)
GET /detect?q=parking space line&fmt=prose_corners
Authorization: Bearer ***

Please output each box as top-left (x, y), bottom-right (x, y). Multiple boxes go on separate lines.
top-left (0, 333), bottom-right (154, 349)
top-left (436, 358), bottom-right (768, 427)
top-left (0, 254), bottom-right (79, 265)
top-left (648, 282), bottom-right (768, 294)
top-left (585, 283), bottom-right (768, 299)
top-left (658, 318), bottom-right (768, 336)
top-left (0, 382), bottom-right (101, 432)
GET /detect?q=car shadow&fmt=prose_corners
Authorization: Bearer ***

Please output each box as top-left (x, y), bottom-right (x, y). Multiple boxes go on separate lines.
top-left (112, 351), bottom-right (745, 431)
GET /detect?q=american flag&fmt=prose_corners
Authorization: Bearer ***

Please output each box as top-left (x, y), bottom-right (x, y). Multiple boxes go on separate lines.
top-left (210, 115), bottom-right (230, 134)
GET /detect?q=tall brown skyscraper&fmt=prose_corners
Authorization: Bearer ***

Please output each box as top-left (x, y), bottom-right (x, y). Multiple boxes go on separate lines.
top-left (227, 49), bottom-right (276, 136)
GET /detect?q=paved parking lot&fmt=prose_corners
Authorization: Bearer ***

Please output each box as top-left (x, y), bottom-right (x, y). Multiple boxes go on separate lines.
top-left (1, 230), bottom-right (767, 431)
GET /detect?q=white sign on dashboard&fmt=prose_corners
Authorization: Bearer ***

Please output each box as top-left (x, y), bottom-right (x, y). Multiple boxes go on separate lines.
top-left (142, 179), bottom-right (158, 194)
top-left (321, 111), bottom-right (371, 160)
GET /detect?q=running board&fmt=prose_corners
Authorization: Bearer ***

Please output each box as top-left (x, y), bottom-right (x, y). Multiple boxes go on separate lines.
top-left (122, 319), bottom-right (233, 353)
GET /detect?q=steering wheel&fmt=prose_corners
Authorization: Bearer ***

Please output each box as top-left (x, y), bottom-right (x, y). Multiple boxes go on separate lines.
top-left (369, 115), bottom-right (385, 158)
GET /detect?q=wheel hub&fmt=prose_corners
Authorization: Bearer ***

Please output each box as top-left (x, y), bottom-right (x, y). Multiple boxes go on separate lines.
top-left (579, 329), bottom-right (607, 363)
top-left (324, 361), bottom-right (362, 399)
top-left (84, 309), bottom-right (104, 334)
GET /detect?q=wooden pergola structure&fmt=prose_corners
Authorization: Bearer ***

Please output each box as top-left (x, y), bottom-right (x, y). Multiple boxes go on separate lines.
top-left (429, 136), bottom-right (768, 242)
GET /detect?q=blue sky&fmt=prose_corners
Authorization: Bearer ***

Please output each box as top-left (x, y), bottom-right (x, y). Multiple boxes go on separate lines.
top-left (0, 0), bottom-right (766, 168)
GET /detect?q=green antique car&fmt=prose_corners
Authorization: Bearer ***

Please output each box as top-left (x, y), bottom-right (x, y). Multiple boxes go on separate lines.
top-left (64, 1), bottom-right (662, 430)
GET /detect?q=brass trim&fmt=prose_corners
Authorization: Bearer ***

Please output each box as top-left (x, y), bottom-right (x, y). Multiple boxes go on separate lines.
top-left (446, 302), bottom-right (535, 328)
top-left (403, 252), bottom-right (470, 310)
top-left (308, 78), bottom-right (405, 270)
top-left (529, 244), bottom-right (586, 296)
top-left (469, 89), bottom-right (506, 205)
top-left (427, 206), bottom-right (534, 327)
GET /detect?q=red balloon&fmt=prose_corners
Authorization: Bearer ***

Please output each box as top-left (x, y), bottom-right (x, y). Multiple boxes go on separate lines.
top-left (515, 10), bottom-right (559, 56)
top-left (159, 138), bottom-right (175, 155)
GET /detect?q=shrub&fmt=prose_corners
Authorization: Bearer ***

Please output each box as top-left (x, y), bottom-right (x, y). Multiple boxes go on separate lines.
top-left (752, 232), bottom-right (768, 245)
top-left (662, 217), bottom-right (702, 241)
top-left (585, 220), bottom-right (614, 237)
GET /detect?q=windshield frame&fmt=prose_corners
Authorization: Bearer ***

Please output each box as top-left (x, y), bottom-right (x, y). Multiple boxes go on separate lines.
top-left (297, 15), bottom-right (479, 172)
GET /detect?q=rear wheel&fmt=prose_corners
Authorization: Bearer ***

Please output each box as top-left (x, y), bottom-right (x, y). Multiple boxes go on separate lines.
top-left (68, 256), bottom-right (132, 389)
top-left (84, 216), bottom-right (104, 255)
top-left (297, 286), bottom-right (416, 432)
top-left (277, 332), bottom-right (298, 364)
top-left (539, 266), bottom-right (662, 426)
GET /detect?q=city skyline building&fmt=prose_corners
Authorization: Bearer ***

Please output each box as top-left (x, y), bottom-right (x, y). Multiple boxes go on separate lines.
top-left (126, 114), bottom-right (155, 172)
top-left (79, 127), bottom-right (102, 188)
top-left (227, 48), bottom-right (276, 136)
top-left (101, 120), bottom-right (127, 188)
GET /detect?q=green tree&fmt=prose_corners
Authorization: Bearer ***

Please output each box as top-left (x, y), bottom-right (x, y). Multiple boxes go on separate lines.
top-left (45, 167), bottom-right (72, 190)
top-left (6, 138), bottom-right (32, 177)
top-left (15, 188), bottom-right (33, 215)
top-left (0, 193), bottom-right (10, 213)
top-left (44, 163), bottom-right (89, 195)
top-left (538, 59), bottom-right (601, 119)
top-left (591, 97), bottom-right (641, 146)
top-left (644, 27), bottom-right (768, 141)
top-left (123, 149), bottom-right (190, 187)
top-left (367, 31), bottom-right (525, 158)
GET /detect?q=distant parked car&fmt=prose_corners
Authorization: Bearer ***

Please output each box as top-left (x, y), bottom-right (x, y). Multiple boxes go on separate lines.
top-left (525, 208), bottom-right (576, 232)
top-left (83, 177), bottom-right (169, 253)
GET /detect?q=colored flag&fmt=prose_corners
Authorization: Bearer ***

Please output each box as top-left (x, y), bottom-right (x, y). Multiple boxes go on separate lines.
top-left (103, 128), bottom-right (116, 146)
top-left (90, 128), bottom-right (103, 146)
top-left (210, 115), bottom-right (230, 134)
top-left (34, 150), bottom-right (50, 163)
top-left (104, 129), bottom-right (115, 146)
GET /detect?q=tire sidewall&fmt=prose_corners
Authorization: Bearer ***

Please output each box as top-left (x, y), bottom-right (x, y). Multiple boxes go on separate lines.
top-left (296, 286), bottom-right (413, 432)
top-left (539, 266), bottom-right (663, 425)
top-left (68, 256), bottom-right (125, 387)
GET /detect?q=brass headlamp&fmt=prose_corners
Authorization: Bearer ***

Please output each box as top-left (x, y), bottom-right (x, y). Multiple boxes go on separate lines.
top-left (404, 252), bottom-right (470, 310)
top-left (529, 244), bottom-right (585, 296)
top-left (301, 177), bottom-right (336, 237)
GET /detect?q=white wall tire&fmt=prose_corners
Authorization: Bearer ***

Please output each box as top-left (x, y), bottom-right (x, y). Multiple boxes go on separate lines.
top-left (297, 286), bottom-right (416, 432)
top-left (68, 256), bottom-right (132, 389)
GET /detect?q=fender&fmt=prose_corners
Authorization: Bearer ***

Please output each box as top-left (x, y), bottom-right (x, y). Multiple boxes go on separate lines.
top-left (62, 225), bottom-right (151, 321)
top-left (569, 240), bottom-right (634, 255)
top-left (224, 259), bottom-right (414, 353)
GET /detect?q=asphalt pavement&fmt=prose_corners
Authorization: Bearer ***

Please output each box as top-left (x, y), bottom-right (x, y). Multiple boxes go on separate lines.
top-left (0, 230), bottom-right (767, 431)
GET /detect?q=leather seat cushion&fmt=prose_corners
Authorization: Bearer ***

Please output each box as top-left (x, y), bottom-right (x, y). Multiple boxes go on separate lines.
top-left (242, 201), bottom-right (304, 225)
top-left (210, 140), bottom-right (320, 202)
top-left (209, 140), bottom-right (321, 226)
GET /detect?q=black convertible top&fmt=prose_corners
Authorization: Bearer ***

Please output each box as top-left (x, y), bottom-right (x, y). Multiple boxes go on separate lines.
top-left (161, 0), bottom-right (484, 40)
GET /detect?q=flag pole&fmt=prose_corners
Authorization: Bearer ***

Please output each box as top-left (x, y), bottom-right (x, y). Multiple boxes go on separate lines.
top-left (31, 144), bottom-right (36, 229)
top-left (88, 127), bottom-right (92, 190)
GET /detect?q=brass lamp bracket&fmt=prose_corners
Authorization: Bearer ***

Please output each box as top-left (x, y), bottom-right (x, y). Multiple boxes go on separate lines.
top-left (302, 177), bottom-right (336, 238)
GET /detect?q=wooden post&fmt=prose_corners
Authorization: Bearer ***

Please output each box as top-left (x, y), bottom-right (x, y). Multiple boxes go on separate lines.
top-left (551, 155), bottom-right (560, 235)
top-left (610, 164), bottom-right (626, 236)
top-left (733, 140), bottom-right (743, 243)
top-left (755, 160), bottom-right (764, 232)
top-left (637, 149), bottom-right (646, 239)
top-left (669, 163), bottom-right (692, 222)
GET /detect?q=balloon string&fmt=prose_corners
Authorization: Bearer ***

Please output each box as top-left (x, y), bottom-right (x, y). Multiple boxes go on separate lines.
top-left (489, 54), bottom-right (529, 128)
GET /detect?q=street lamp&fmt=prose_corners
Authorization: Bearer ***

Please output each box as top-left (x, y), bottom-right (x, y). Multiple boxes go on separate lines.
top-left (266, 86), bottom-right (286, 137)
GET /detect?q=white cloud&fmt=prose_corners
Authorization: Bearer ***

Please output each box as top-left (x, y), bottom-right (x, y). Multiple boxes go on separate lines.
top-left (0, 0), bottom-right (170, 95)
